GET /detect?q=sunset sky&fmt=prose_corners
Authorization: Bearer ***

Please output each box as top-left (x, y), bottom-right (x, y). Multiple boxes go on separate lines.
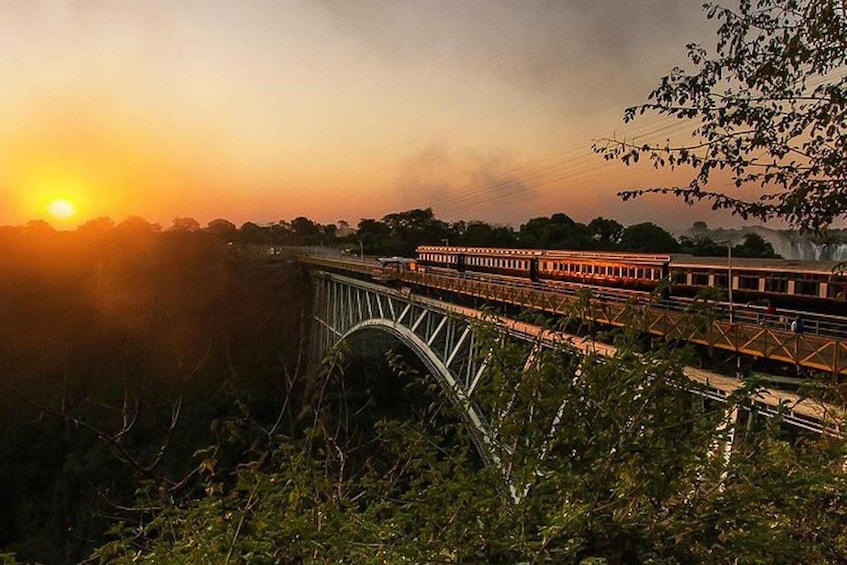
top-left (1, 0), bottom-right (762, 231)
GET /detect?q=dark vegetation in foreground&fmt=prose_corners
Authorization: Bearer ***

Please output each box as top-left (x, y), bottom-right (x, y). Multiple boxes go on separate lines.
top-left (0, 226), bottom-right (307, 561)
top-left (0, 224), bottom-right (845, 563)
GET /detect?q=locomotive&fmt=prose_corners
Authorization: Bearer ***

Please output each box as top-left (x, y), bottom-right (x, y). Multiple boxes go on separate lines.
top-left (416, 245), bottom-right (847, 313)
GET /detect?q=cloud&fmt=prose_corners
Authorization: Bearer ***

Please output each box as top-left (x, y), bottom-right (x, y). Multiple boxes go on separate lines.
top-left (314, 0), bottom-right (713, 105)
top-left (394, 144), bottom-right (536, 222)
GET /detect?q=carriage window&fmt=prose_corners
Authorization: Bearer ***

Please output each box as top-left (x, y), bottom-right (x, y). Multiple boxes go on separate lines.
top-left (713, 272), bottom-right (728, 288)
top-left (672, 270), bottom-right (686, 284)
top-left (795, 277), bottom-right (820, 296)
top-left (828, 280), bottom-right (847, 300)
top-left (766, 275), bottom-right (788, 293)
top-left (737, 273), bottom-right (760, 291)
top-left (691, 272), bottom-right (709, 286)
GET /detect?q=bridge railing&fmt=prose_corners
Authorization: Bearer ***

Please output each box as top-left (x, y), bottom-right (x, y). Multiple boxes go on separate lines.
top-left (297, 254), bottom-right (847, 376)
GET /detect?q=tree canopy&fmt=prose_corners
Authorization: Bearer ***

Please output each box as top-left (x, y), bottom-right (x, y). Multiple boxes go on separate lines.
top-left (596, 0), bottom-right (847, 232)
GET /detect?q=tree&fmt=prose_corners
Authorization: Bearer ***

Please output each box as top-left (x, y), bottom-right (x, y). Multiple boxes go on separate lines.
top-left (237, 221), bottom-right (267, 244)
top-left (690, 221), bottom-right (709, 234)
top-left (381, 208), bottom-right (451, 255)
top-left (595, 0), bottom-right (847, 232)
top-left (77, 217), bottom-right (115, 235)
top-left (733, 232), bottom-right (780, 258)
top-left (459, 220), bottom-right (519, 247)
top-left (289, 216), bottom-right (322, 244)
top-left (518, 213), bottom-right (591, 249)
top-left (20, 220), bottom-right (56, 237)
top-left (678, 234), bottom-right (727, 256)
top-left (169, 217), bottom-right (200, 233)
top-left (90, 322), bottom-right (847, 563)
top-left (115, 216), bottom-right (161, 233)
top-left (619, 222), bottom-right (680, 252)
top-left (206, 218), bottom-right (237, 237)
top-left (587, 216), bottom-right (624, 248)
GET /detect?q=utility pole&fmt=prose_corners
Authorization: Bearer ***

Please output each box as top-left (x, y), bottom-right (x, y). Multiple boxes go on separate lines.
top-left (727, 242), bottom-right (733, 323)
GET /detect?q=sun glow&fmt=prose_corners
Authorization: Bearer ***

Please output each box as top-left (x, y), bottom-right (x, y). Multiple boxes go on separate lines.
top-left (47, 198), bottom-right (77, 220)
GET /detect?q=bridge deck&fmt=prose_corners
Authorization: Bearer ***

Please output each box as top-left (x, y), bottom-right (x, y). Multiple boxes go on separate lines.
top-left (300, 255), bottom-right (847, 377)
top-left (312, 269), bottom-right (843, 436)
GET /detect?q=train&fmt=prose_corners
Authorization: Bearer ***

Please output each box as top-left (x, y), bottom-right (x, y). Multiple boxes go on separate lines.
top-left (415, 245), bottom-right (847, 313)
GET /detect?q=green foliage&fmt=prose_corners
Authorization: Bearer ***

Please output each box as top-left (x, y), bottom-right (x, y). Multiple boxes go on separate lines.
top-left (596, 0), bottom-right (847, 232)
top-left (519, 213), bottom-right (591, 250)
top-left (4, 224), bottom-right (846, 562)
top-left (619, 222), bottom-right (681, 252)
top-left (733, 232), bottom-right (780, 258)
top-left (89, 318), bottom-right (847, 563)
top-left (0, 228), bottom-right (307, 562)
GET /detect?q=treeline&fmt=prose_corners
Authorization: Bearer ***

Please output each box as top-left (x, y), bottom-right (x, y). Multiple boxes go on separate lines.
top-left (11, 207), bottom-right (779, 258)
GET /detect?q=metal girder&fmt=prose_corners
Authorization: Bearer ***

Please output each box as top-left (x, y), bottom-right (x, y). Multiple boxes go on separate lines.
top-left (308, 268), bottom-right (844, 502)
top-left (358, 267), bottom-right (847, 376)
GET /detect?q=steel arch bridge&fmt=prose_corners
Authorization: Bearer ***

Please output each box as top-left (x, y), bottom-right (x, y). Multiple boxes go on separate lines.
top-left (309, 270), bottom-right (842, 485)
top-left (311, 270), bottom-right (503, 469)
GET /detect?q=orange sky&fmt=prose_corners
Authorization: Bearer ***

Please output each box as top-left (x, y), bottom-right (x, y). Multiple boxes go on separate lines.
top-left (1, 0), bottom-right (767, 232)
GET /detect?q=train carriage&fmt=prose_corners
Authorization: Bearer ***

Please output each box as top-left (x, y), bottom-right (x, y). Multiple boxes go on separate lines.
top-left (417, 246), bottom-right (540, 279)
top-left (670, 255), bottom-right (847, 311)
top-left (416, 245), bottom-right (847, 313)
top-left (537, 250), bottom-right (670, 290)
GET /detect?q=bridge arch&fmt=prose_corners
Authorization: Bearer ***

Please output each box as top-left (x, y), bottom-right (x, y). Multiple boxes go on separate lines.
top-left (307, 268), bottom-right (840, 504)
top-left (335, 319), bottom-right (499, 468)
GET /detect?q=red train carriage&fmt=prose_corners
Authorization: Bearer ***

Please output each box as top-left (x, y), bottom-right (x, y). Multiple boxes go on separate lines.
top-left (669, 255), bottom-right (847, 313)
top-left (537, 250), bottom-right (669, 290)
top-left (416, 245), bottom-right (847, 313)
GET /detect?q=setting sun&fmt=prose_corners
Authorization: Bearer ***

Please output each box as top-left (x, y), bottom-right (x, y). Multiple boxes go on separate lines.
top-left (47, 198), bottom-right (77, 219)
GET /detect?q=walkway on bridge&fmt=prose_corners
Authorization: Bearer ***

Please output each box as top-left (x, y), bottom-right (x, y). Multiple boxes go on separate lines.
top-left (310, 269), bottom-right (843, 437)
top-left (300, 255), bottom-right (847, 377)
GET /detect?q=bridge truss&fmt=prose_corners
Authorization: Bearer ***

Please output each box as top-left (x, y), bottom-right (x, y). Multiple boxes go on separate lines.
top-left (302, 255), bottom-right (847, 376)
top-left (310, 270), bottom-right (842, 493)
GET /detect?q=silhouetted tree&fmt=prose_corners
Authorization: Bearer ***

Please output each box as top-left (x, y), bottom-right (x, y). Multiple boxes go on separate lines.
top-left (286, 217), bottom-right (321, 244)
top-left (21, 220), bottom-right (56, 237)
top-left (77, 217), bottom-right (115, 235)
top-left (357, 219), bottom-right (392, 254)
top-left (458, 220), bottom-right (518, 248)
top-left (690, 221), bottom-right (709, 234)
top-left (678, 235), bottom-right (726, 257)
top-left (116, 217), bottom-right (161, 233)
top-left (596, 0), bottom-right (847, 231)
top-left (206, 218), bottom-right (237, 237)
top-left (733, 233), bottom-right (780, 258)
top-left (381, 208), bottom-right (450, 255)
top-left (169, 217), bottom-right (201, 233)
top-left (238, 222), bottom-right (268, 245)
top-left (519, 213), bottom-right (591, 249)
top-left (587, 216), bottom-right (624, 248)
top-left (619, 222), bottom-right (680, 252)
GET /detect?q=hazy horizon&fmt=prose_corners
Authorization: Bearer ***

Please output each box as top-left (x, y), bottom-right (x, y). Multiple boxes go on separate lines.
top-left (2, 1), bottom-right (781, 232)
